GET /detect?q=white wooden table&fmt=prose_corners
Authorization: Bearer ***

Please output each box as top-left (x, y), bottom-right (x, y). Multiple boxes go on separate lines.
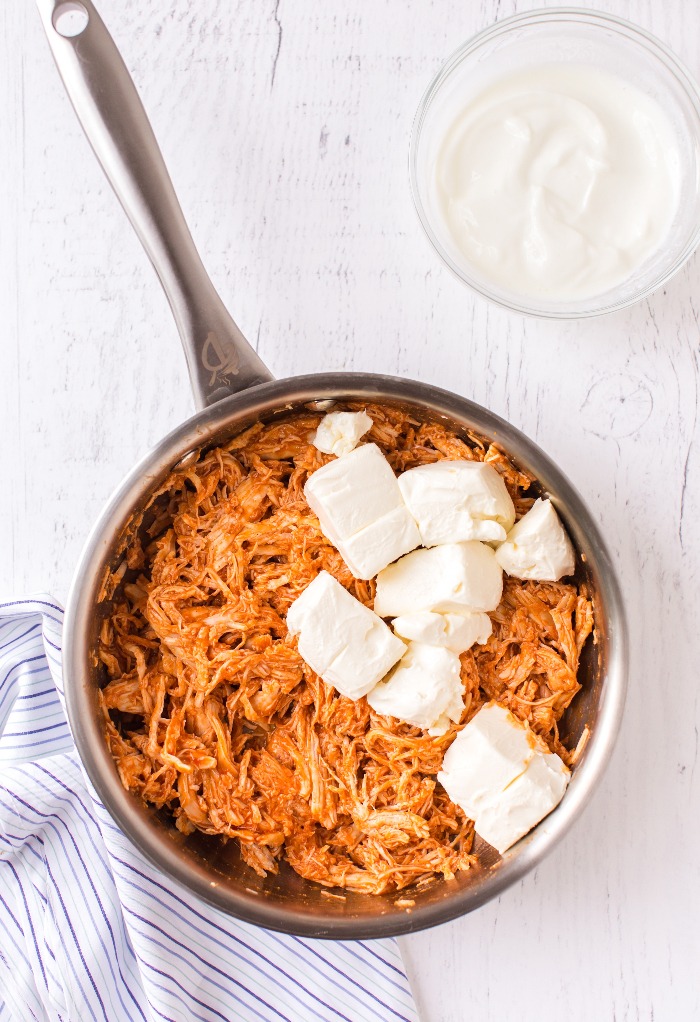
top-left (3, 0), bottom-right (699, 1018)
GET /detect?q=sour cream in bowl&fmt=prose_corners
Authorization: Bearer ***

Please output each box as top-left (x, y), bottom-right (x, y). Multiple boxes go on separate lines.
top-left (410, 10), bottom-right (700, 318)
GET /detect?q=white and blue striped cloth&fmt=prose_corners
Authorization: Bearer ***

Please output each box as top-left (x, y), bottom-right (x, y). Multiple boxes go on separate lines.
top-left (0, 598), bottom-right (419, 1022)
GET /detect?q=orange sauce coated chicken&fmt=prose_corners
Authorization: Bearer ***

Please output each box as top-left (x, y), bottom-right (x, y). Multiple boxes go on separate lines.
top-left (99, 405), bottom-right (592, 894)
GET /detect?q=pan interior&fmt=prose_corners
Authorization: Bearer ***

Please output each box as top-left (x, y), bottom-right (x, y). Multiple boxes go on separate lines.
top-left (68, 376), bottom-right (618, 937)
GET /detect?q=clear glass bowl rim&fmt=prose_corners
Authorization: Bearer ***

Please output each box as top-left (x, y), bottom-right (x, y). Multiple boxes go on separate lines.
top-left (409, 6), bottom-right (700, 319)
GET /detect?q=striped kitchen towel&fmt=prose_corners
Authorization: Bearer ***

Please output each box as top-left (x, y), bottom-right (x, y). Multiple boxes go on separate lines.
top-left (0, 598), bottom-right (419, 1022)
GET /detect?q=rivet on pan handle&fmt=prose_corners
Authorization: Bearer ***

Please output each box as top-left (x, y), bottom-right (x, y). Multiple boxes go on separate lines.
top-left (35, 0), bottom-right (274, 408)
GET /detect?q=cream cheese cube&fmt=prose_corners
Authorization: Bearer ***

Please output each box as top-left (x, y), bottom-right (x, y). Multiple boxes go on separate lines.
top-left (495, 498), bottom-right (575, 581)
top-left (312, 410), bottom-right (373, 457)
top-left (473, 750), bottom-right (570, 854)
top-left (366, 641), bottom-right (464, 735)
top-left (374, 542), bottom-right (503, 618)
top-left (437, 703), bottom-right (536, 818)
top-left (286, 571), bottom-right (405, 699)
top-left (398, 461), bottom-right (515, 546)
top-left (304, 443), bottom-right (420, 579)
top-left (437, 701), bottom-right (570, 854)
top-left (331, 505), bottom-right (421, 581)
top-left (305, 442), bottom-right (401, 539)
top-left (391, 610), bottom-right (492, 653)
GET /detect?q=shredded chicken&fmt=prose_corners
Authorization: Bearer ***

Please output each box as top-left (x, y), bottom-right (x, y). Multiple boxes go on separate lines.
top-left (99, 403), bottom-right (593, 894)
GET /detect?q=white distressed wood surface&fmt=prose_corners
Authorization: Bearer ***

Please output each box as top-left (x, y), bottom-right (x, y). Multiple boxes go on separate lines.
top-left (3, 0), bottom-right (699, 1018)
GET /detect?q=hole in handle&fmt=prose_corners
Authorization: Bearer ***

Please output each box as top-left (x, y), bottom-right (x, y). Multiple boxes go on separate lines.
top-left (52, 1), bottom-right (89, 37)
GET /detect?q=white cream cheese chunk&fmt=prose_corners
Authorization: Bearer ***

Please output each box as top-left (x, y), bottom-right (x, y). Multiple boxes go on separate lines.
top-left (437, 703), bottom-right (536, 818)
top-left (332, 505), bottom-right (421, 580)
top-left (312, 410), bottom-right (373, 457)
top-left (495, 498), bottom-right (575, 581)
top-left (473, 750), bottom-right (570, 854)
top-left (374, 542), bottom-right (503, 618)
top-left (367, 641), bottom-right (464, 735)
top-left (398, 461), bottom-right (515, 545)
top-left (391, 609), bottom-right (492, 654)
top-left (305, 443), bottom-right (399, 538)
top-left (437, 702), bottom-right (569, 853)
top-left (286, 570), bottom-right (405, 699)
top-left (304, 443), bottom-right (421, 579)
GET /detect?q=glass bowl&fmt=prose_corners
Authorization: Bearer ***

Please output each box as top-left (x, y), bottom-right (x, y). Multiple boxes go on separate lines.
top-left (409, 8), bottom-right (700, 318)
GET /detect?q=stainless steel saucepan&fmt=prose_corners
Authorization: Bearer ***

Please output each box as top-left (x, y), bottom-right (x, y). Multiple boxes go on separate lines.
top-left (37, 0), bottom-right (627, 938)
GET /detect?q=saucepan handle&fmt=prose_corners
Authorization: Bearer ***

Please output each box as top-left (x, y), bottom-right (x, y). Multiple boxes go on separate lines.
top-left (35, 0), bottom-right (274, 409)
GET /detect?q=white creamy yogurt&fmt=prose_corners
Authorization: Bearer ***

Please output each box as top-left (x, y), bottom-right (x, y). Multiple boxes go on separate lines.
top-left (433, 64), bottom-right (680, 300)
